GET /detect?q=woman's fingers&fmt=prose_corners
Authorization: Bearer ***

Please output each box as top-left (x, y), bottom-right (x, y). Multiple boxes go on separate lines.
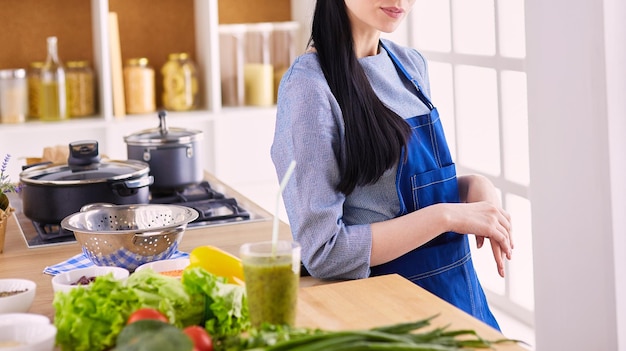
top-left (491, 207), bottom-right (512, 276)
top-left (504, 210), bottom-right (514, 250)
top-left (491, 242), bottom-right (506, 277)
top-left (475, 235), bottom-right (485, 249)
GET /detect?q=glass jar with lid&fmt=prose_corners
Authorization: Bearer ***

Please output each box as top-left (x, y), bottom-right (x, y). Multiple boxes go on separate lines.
top-left (0, 68), bottom-right (28, 124)
top-left (244, 23), bottom-right (274, 106)
top-left (123, 57), bottom-right (155, 114)
top-left (161, 52), bottom-right (199, 111)
top-left (66, 60), bottom-right (95, 117)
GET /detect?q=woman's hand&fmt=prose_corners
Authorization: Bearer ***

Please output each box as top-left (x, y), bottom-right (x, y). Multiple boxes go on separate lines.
top-left (370, 174), bottom-right (513, 273)
top-left (456, 175), bottom-right (513, 277)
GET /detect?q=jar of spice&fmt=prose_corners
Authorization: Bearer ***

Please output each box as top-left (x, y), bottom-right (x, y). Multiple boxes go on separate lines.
top-left (27, 61), bottom-right (44, 120)
top-left (66, 60), bottom-right (95, 117)
top-left (0, 68), bottom-right (28, 124)
top-left (123, 58), bottom-right (155, 114)
top-left (161, 53), bottom-right (199, 111)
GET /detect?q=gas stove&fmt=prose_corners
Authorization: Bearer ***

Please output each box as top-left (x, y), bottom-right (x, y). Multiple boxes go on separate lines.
top-left (12, 175), bottom-right (271, 248)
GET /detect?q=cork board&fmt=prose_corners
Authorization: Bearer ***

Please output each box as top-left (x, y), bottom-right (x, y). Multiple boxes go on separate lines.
top-left (218, 0), bottom-right (291, 24)
top-left (0, 0), bottom-right (94, 70)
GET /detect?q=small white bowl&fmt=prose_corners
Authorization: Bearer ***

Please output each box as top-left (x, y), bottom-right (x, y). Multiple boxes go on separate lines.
top-left (51, 266), bottom-right (130, 293)
top-left (135, 258), bottom-right (190, 279)
top-left (0, 279), bottom-right (36, 314)
top-left (0, 322), bottom-right (56, 351)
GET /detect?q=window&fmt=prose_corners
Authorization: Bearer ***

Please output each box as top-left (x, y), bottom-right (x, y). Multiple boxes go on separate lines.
top-left (409, 0), bottom-right (534, 326)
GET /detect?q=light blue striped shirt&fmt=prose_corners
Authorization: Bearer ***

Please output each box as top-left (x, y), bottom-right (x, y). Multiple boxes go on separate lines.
top-left (271, 39), bottom-right (433, 280)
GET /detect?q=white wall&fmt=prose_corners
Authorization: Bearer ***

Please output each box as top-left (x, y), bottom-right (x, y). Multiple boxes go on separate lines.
top-left (604, 0), bottom-right (626, 347)
top-left (525, 0), bottom-right (625, 350)
top-left (290, 0), bottom-right (314, 54)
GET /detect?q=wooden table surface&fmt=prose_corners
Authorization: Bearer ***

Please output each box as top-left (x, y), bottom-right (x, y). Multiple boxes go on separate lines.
top-left (0, 174), bottom-right (527, 350)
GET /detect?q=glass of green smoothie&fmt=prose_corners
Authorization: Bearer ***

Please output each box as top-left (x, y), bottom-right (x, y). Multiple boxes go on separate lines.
top-left (240, 240), bottom-right (301, 328)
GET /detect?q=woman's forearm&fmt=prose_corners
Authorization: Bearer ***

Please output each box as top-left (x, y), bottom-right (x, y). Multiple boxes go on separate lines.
top-left (370, 203), bottom-right (450, 266)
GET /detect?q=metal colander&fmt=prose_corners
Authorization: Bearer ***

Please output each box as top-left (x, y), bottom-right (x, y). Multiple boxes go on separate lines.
top-left (61, 203), bottom-right (199, 271)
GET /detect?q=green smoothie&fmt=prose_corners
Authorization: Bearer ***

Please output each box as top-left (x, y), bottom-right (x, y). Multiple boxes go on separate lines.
top-left (242, 254), bottom-right (299, 327)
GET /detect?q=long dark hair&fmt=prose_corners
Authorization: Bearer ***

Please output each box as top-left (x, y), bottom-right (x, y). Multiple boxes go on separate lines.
top-left (311, 0), bottom-right (411, 195)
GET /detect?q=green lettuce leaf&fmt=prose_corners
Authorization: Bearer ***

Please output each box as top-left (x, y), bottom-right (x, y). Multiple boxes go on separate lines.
top-left (125, 269), bottom-right (203, 327)
top-left (53, 274), bottom-right (139, 351)
top-left (182, 266), bottom-right (250, 338)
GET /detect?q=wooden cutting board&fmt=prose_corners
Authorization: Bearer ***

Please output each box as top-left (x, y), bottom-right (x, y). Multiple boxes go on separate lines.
top-left (296, 274), bottom-right (528, 350)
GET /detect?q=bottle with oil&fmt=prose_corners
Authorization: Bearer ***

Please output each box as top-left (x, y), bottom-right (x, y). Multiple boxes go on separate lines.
top-left (39, 36), bottom-right (68, 121)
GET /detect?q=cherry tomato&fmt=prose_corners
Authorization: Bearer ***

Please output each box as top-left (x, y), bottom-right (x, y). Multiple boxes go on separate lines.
top-left (127, 308), bottom-right (169, 325)
top-left (183, 325), bottom-right (213, 351)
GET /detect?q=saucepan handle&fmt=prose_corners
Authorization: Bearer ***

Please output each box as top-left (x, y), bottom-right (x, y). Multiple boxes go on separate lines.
top-left (122, 176), bottom-right (154, 189)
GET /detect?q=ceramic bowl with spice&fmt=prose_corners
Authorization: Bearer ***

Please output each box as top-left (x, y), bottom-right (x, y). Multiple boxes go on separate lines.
top-left (51, 266), bottom-right (130, 293)
top-left (0, 279), bottom-right (36, 314)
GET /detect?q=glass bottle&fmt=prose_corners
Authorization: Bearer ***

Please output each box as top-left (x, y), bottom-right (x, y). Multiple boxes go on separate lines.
top-left (161, 52), bottom-right (199, 111)
top-left (39, 36), bottom-right (68, 121)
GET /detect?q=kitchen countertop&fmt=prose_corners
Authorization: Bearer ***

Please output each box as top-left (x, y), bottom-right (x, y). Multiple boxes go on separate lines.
top-left (0, 173), bottom-right (527, 350)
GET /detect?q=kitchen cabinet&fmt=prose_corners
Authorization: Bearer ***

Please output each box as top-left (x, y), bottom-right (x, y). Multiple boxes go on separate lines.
top-left (0, 0), bottom-right (300, 217)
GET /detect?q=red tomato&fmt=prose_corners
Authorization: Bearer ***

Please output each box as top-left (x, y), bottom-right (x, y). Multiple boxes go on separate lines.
top-left (183, 325), bottom-right (213, 351)
top-left (127, 308), bottom-right (169, 325)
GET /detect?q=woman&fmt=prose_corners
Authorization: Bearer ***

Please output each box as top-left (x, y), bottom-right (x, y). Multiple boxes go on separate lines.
top-left (271, 0), bottom-right (513, 330)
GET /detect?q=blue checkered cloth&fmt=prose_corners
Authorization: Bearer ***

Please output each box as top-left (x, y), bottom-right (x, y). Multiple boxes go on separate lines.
top-left (44, 250), bottom-right (189, 276)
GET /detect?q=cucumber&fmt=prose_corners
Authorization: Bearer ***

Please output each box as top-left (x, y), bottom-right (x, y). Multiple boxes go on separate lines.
top-left (114, 320), bottom-right (193, 351)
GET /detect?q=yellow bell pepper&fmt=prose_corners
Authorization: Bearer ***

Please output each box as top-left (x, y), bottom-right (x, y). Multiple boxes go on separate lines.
top-left (187, 245), bottom-right (245, 285)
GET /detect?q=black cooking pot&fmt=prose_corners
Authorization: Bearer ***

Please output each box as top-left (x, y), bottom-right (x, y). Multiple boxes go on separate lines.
top-left (124, 110), bottom-right (204, 192)
top-left (19, 140), bottom-right (153, 224)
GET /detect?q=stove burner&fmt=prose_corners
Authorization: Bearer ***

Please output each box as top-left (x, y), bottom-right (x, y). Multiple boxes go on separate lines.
top-left (184, 198), bottom-right (250, 227)
top-left (150, 181), bottom-right (250, 226)
top-left (31, 221), bottom-right (76, 245)
top-left (150, 181), bottom-right (224, 203)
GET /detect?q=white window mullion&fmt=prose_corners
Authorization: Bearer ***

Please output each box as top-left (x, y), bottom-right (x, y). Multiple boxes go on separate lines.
top-left (410, 0), bottom-right (534, 335)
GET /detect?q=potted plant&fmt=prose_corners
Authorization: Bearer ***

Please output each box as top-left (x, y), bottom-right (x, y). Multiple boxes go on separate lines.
top-left (1, 154), bottom-right (20, 253)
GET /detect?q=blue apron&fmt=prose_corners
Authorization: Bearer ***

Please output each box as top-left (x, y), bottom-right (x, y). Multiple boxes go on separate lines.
top-left (370, 42), bottom-right (500, 330)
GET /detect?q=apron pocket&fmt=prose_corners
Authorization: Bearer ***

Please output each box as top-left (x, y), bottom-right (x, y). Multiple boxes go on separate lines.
top-left (407, 163), bottom-right (459, 212)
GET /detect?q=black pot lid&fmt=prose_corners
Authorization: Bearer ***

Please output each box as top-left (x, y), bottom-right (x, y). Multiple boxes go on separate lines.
top-left (19, 159), bottom-right (150, 185)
